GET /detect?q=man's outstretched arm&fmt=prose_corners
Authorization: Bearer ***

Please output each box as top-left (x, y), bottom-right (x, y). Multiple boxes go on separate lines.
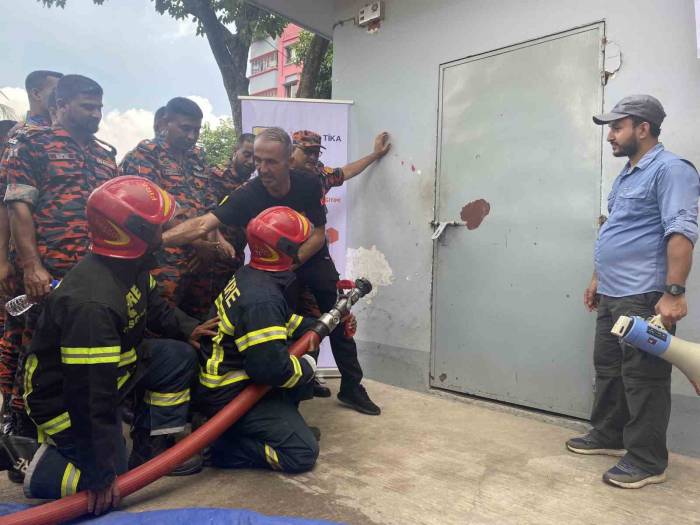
top-left (342, 131), bottom-right (391, 181)
top-left (162, 212), bottom-right (221, 247)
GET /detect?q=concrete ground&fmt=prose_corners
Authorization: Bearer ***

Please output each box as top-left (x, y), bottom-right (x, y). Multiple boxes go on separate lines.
top-left (1, 379), bottom-right (700, 524)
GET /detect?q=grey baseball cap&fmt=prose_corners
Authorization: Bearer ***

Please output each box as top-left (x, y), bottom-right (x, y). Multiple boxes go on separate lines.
top-left (592, 94), bottom-right (666, 127)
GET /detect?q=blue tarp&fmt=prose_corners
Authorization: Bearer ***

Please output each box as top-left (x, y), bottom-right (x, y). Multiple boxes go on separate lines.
top-left (0, 503), bottom-right (343, 524)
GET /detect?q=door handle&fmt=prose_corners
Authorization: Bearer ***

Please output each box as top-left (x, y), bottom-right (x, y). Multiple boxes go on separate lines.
top-left (430, 220), bottom-right (466, 240)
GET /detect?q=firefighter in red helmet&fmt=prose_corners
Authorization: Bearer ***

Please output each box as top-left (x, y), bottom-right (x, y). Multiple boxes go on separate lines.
top-left (195, 206), bottom-right (321, 473)
top-left (14, 176), bottom-right (216, 514)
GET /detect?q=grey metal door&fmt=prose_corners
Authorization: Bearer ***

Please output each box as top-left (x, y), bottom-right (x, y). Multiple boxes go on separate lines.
top-left (431, 24), bottom-right (604, 418)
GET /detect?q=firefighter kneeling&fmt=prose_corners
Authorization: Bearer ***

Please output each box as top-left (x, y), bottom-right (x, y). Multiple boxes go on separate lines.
top-left (11, 177), bottom-right (214, 513)
top-left (195, 206), bottom-right (320, 473)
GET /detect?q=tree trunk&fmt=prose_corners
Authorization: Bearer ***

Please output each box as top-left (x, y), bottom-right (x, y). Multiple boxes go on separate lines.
top-left (183, 0), bottom-right (251, 132)
top-left (296, 34), bottom-right (330, 99)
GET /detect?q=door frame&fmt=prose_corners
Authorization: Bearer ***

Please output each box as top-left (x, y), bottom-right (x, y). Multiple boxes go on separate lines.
top-left (429, 22), bottom-right (607, 411)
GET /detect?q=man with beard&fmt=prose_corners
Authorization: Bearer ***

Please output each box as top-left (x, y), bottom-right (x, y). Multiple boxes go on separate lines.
top-left (566, 95), bottom-right (700, 489)
top-left (1, 75), bottom-right (118, 452)
top-left (120, 97), bottom-right (234, 320)
top-left (162, 127), bottom-right (381, 415)
top-left (205, 133), bottom-right (256, 297)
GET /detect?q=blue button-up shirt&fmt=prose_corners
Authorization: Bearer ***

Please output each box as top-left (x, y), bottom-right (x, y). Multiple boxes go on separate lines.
top-left (595, 144), bottom-right (700, 297)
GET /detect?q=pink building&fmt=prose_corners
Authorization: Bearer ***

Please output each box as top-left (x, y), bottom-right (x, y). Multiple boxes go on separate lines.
top-left (248, 24), bottom-right (303, 98)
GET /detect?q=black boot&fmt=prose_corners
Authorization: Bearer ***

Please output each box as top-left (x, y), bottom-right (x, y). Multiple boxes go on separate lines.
top-left (312, 377), bottom-right (331, 398)
top-left (128, 430), bottom-right (203, 476)
top-left (337, 384), bottom-right (381, 415)
top-left (0, 434), bottom-right (39, 484)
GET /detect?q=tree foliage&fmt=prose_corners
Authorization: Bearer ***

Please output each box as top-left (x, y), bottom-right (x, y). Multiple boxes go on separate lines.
top-left (199, 117), bottom-right (236, 168)
top-left (293, 30), bottom-right (333, 99)
top-left (0, 91), bottom-right (18, 120)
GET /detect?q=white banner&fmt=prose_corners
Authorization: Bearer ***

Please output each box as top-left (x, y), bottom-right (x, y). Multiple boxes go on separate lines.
top-left (240, 97), bottom-right (352, 369)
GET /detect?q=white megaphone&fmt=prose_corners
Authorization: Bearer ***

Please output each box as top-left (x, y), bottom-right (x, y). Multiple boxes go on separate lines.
top-left (611, 315), bottom-right (700, 396)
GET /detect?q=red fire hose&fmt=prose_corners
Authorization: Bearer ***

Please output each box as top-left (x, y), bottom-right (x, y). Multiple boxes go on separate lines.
top-left (1, 277), bottom-right (371, 525)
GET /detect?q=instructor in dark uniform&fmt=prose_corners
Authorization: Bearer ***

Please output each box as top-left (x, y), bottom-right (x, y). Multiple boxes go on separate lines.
top-left (163, 127), bottom-right (380, 415)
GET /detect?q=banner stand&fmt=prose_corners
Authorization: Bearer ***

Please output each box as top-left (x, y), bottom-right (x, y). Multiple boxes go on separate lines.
top-left (239, 96), bottom-right (353, 371)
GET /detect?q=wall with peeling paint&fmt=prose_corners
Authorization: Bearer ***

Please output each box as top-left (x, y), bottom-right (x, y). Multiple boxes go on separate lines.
top-left (328, 0), bottom-right (700, 456)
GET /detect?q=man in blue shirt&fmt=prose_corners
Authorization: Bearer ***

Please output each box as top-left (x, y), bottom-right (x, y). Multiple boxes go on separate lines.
top-left (566, 95), bottom-right (700, 489)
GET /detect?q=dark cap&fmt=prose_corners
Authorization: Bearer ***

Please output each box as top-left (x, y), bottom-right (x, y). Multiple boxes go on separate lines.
top-left (292, 130), bottom-right (325, 150)
top-left (593, 95), bottom-right (666, 127)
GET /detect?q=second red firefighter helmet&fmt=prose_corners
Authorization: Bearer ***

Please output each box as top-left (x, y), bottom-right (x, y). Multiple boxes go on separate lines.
top-left (247, 206), bottom-right (313, 272)
top-left (87, 176), bottom-right (177, 259)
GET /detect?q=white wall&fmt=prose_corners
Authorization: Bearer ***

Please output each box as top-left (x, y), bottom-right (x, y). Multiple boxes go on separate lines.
top-left (331, 0), bottom-right (700, 451)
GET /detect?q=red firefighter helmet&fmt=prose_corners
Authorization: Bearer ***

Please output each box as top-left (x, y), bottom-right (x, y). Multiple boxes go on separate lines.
top-left (87, 176), bottom-right (177, 259)
top-left (247, 206), bottom-right (313, 272)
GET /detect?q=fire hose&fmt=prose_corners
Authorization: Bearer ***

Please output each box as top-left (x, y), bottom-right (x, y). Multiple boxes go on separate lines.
top-left (1, 278), bottom-right (373, 525)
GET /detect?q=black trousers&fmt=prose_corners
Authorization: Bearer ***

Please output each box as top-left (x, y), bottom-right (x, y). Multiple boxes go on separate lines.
top-left (24, 339), bottom-right (196, 499)
top-left (590, 292), bottom-right (672, 474)
top-left (294, 252), bottom-right (363, 391)
top-left (210, 391), bottom-right (318, 473)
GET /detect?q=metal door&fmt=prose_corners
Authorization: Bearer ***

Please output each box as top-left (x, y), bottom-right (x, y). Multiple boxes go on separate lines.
top-left (431, 24), bottom-right (605, 417)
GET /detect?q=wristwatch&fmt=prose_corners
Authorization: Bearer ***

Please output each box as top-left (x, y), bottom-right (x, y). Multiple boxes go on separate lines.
top-left (665, 284), bottom-right (686, 296)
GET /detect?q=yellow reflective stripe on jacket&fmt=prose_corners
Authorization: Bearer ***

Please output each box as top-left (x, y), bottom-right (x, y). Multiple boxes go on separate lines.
top-left (60, 346), bottom-right (121, 365)
top-left (143, 389), bottom-right (190, 407)
top-left (281, 355), bottom-right (303, 389)
top-left (214, 295), bottom-right (235, 336)
top-left (286, 314), bottom-right (304, 337)
top-left (149, 274), bottom-right (157, 290)
top-left (23, 354), bottom-right (39, 414)
top-left (117, 371), bottom-right (131, 390)
top-left (198, 368), bottom-right (249, 389)
top-left (38, 411), bottom-right (71, 436)
top-left (264, 444), bottom-right (281, 470)
top-left (205, 332), bottom-right (225, 376)
top-left (119, 348), bottom-right (137, 367)
top-left (219, 314), bottom-right (235, 336)
top-left (60, 463), bottom-right (81, 497)
top-left (235, 326), bottom-right (287, 352)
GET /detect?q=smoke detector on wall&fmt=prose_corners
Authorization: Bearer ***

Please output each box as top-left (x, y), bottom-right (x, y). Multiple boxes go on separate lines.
top-left (358, 2), bottom-right (384, 26)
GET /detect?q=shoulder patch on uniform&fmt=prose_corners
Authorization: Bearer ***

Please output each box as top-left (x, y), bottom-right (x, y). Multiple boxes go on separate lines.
top-left (11, 125), bottom-right (50, 143)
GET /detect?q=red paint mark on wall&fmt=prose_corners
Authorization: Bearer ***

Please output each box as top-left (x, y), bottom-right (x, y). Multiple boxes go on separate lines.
top-left (460, 199), bottom-right (491, 230)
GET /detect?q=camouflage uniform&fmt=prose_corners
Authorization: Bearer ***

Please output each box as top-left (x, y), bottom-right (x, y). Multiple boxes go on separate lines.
top-left (207, 164), bottom-right (248, 302)
top-left (316, 163), bottom-right (345, 196)
top-left (0, 125), bottom-right (118, 411)
top-left (120, 139), bottom-right (213, 320)
top-left (0, 117), bottom-right (52, 400)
